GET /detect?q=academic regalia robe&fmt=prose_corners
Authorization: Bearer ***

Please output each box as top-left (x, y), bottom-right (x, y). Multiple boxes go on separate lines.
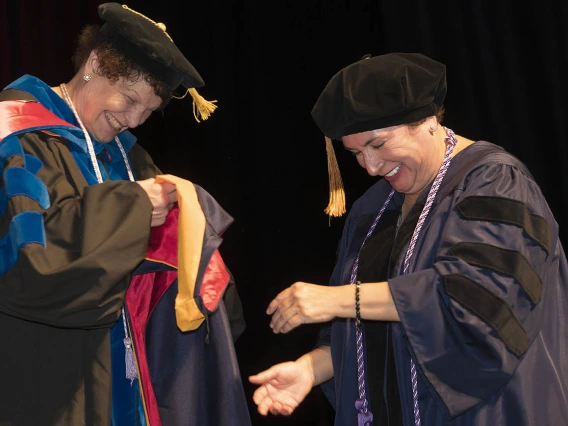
top-left (319, 141), bottom-right (568, 426)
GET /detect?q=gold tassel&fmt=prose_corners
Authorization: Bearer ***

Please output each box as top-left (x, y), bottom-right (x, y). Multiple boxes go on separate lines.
top-left (172, 88), bottom-right (218, 123)
top-left (121, 6), bottom-right (218, 123)
top-left (189, 88), bottom-right (218, 122)
top-left (324, 136), bottom-right (346, 220)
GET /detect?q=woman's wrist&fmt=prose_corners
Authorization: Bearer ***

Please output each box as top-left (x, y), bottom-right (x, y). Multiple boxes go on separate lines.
top-left (335, 284), bottom-right (359, 318)
top-left (355, 282), bottom-right (361, 325)
top-left (297, 346), bottom-right (333, 386)
top-left (296, 352), bottom-right (317, 387)
top-left (339, 281), bottom-right (400, 322)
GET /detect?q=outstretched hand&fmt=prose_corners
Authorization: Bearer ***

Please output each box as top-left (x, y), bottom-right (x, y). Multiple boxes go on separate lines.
top-left (249, 359), bottom-right (314, 416)
top-left (267, 282), bottom-right (343, 333)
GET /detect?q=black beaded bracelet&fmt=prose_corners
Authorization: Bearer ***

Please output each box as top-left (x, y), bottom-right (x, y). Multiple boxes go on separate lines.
top-left (355, 282), bottom-right (361, 325)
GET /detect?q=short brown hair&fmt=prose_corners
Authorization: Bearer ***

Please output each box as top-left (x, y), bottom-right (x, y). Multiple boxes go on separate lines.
top-left (72, 25), bottom-right (171, 106)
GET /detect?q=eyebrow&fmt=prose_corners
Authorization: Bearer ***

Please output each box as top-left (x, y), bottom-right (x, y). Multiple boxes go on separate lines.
top-left (121, 85), bottom-right (162, 110)
top-left (344, 136), bottom-right (385, 152)
top-left (120, 86), bottom-right (138, 99)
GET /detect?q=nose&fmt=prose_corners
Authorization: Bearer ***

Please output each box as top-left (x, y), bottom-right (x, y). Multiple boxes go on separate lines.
top-left (362, 151), bottom-right (383, 176)
top-left (123, 112), bottom-right (138, 129)
top-left (124, 106), bottom-right (150, 129)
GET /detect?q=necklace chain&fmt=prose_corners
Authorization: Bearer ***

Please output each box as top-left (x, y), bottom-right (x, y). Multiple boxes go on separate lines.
top-left (59, 82), bottom-right (137, 382)
top-left (60, 83), bottom-right (104, 184)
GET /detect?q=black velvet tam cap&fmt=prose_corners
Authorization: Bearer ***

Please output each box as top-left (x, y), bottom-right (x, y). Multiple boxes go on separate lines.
top-left (311, 53), bottom-right (447, 140)
top-left (98, 3), bottom-right (205, 92)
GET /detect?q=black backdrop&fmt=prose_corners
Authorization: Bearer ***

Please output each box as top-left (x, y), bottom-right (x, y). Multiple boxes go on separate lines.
top-left (1, 1), bottom-right (567, 425)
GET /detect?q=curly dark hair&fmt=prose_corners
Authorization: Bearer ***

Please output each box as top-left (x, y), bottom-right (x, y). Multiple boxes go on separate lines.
top-left (72, 25), bottom-right (171, 107)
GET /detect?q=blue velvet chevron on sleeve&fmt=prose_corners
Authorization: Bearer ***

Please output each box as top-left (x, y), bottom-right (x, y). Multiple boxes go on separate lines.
top-left (0, 134), bottom-right (49, 275)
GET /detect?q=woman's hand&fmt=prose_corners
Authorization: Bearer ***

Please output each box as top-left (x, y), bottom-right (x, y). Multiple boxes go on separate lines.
top-left (267, 282), bottom-right (345, 333)
top-left (249, 358), bottom-right (315, 416)
top-left (136, 178), bottom-right (177, 227)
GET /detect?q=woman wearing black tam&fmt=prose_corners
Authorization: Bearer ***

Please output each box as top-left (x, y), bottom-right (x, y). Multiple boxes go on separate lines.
top-left (0, 3), bottom-right (250, 426)
top-left (250, 53), bottom-right (568, 426)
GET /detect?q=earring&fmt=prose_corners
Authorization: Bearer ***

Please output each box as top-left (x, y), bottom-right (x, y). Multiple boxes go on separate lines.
top-left (429, 124), bottom-right (436, 132)
top-left (83, 73), bottom-right (92, 82)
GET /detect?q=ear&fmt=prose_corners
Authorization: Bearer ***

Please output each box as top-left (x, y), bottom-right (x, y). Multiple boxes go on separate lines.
top-left (426, 115), bottom-right (438, 134)
top-left (86, 50), bottom-right (101, 75)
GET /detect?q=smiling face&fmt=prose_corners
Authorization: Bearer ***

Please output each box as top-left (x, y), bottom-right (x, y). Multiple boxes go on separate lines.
top-left (72, 52), bottom-right (163, 143)
top-left (341, 118), bottom-right (445, 199)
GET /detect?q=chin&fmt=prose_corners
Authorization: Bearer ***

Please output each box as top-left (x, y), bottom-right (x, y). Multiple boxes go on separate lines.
top-left (391, 182), bottom-right (412, 194)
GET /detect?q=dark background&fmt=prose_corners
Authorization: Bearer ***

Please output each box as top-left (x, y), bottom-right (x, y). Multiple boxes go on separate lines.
top-left (1, 1), bottom-right (566, 425)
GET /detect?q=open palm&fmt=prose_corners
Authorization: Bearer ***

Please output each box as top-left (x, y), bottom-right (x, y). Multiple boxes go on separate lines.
top-left (250, 360), bottom-right (314, 416)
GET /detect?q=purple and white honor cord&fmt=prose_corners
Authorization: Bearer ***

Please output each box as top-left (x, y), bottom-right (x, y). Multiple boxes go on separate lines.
top-left (402, 128), bottom-right (456, 425)
top-left (350, 188), bottom-right (395, 426)
top-left (349, 127), bottom-right (457, 426)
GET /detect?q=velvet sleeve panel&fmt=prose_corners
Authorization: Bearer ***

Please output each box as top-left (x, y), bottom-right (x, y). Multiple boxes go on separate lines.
top-left (0, 130), bottom-right (153, 328)
top-left (388, 161), bottom-right (560, 417)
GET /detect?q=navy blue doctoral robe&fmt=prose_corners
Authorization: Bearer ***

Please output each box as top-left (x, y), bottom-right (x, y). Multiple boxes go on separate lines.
top-left (319, 141), bottom-right (568, 425)
top-left (124, 185), bottom-right (251, 426)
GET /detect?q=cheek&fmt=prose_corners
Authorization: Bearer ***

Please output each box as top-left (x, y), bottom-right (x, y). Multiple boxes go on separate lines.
top-left (100, 93), bottom-right (130, 112)
top-left (80, 104), bottom-right (100, 126)
top-left (401, 156), bottom-right (420, 174)
top-left (87, 100), bottom-right (111, 118)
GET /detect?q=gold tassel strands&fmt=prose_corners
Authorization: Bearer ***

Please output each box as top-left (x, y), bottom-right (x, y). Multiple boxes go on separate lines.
top-left (189, 88), bottom-right (218, 122)
top-left (324, 136), bottom-right (346, 220)
top-left (173, 88), bottom-right (218, 122)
